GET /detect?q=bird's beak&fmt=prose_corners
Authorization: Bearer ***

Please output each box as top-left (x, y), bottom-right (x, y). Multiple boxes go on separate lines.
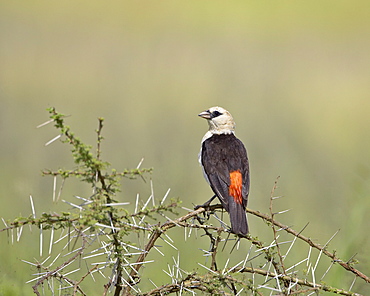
top-left (198, 110), bottom-right (211, 119)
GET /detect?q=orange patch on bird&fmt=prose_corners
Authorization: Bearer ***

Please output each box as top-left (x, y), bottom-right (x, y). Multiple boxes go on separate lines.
top-left (229, 170), bottom-right (243, 204)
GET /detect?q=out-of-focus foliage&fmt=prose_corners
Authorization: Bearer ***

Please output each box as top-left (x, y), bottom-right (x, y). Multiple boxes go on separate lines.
top-left (1, 1), bottom-right (370, 295)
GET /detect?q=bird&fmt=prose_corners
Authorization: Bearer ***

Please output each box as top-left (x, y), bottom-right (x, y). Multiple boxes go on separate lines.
top-left (198, 106), bottom-right (250, 236)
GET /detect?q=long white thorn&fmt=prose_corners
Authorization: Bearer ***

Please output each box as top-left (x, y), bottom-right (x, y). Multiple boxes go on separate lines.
top-left (150, 179), bottom-right (155, 206)
top-left (275, 209), bottom-right (291, 215)
top-left (135, 193), bottom-right (139, 214)
top-left (141, 193), bottom-right (152, 211)
top-left (160, 188), bottom-right (171, 205)
top-left (313, 250), bottom-right (323, 273)
top-left (228, 259), bottom-right (244, 274)
top-left (283, 235), bottom-right (298, 259)
top-left (324, 229), bottom-right (340, 248)
top-left (125, 260), bottom-right (154, 267)
top-left (307, 246), bottom-right (312, 266)
top-left (48, 253), bottom-right (61, 267)
top-left (26, 274), bottom-right (45, 284)
top-left (349, 276), bottom-right (356, 291)
top-left (241, 244), bottom-right (254, 270)
top-left (164, 232), bottom-right (174, 243)
top-left (95, 223), bottom-right (120, 231)
top-left (41, 256), bottom-right (51, 266)
top-left (221, 258), bottom-right (230, 275)
top-left (29, 195), bottom-right (36, 219)
top-left (149, 278), bottom-right (158, 288)
top-left (1, 218), bottom-right (8, 228)
top-left (311, 265), bottom-right (316, 287)
top-left (16, 226), bottom-right (23, 242)
top-left (48, 225), bottom-right (54, 254)
top-left (22, 259), bottom-right (39, 267)
top-left (45, 134), bottom-right (62, 146)
top-left (272, 265), bottom-right (282, 292)
top-left (56, 178), bottom-right (65, 202)
top-left (103, 202), bottom-right (130, 206)
top-left (36, 119), bottom-right (54, 128)
top-left (320, 261), bottom-right (334, 281)
top-left (160, 236), bottom-right (178, 250)
top-left (39, 224), bottom-right (43, 257)
top-left (197, 263), bottom-right (218, 274)
top-left (64, 268), bottom-right (80, 276)
top-left (53, 176), bottom-right (57, 202)
top-left (153, 246), bottom-right (164, 256)
top-left (285, 258), bottom-right (308, 272)
top-left (136, 158), bottom-right (144, 169)
top-left (62, 200), bottom-right (84, 210)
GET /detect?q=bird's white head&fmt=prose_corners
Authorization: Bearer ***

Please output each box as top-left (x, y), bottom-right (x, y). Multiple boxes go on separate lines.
top-left (198, 106), bottom-right (236, 135)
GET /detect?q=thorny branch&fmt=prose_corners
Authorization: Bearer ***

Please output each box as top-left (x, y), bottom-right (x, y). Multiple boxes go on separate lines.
top-left (126, 263), bottom-right (364, 296)
top-left (32, 229), bottom-right (88, 296)
top-left (246, 207), bottom-right (370, 284)
top-left (2, 109), bottom-right (369, 296)
top-left (235, 266), bottom-right (364, 296)
top-left (268, 177), bottom-right (290, 292)
top-left (119, 200), bottom-right (369, 295)
top-left (269, 177), bottom-right (286, 273)
top-left (121, 207), bottom-right (207, 295)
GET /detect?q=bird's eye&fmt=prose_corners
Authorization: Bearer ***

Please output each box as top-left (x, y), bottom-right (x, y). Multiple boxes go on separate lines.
top-left (212, 111), bottom-right (222, 117)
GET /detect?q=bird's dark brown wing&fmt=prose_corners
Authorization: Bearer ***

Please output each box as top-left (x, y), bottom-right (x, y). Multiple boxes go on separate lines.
top-left (201, 134), bottom-right (249, 211)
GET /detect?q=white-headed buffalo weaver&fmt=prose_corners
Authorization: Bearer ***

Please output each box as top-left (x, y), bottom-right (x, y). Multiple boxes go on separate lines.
top-left (198, 106), bottom-right (250, 236)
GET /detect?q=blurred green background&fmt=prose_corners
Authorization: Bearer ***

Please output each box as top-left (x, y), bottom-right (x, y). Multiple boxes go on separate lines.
top-left (1, 1), bottom-right (370, 295)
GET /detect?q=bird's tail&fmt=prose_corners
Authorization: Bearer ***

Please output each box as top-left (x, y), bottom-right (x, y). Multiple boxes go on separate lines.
top-left (228, 202), bottom-right (248, 236)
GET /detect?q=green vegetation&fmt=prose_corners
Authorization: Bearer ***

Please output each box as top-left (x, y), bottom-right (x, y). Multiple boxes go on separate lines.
top-left (1, 109), bottom-right (368, 295)
top-left (1, 2), bottom-right (370, 295)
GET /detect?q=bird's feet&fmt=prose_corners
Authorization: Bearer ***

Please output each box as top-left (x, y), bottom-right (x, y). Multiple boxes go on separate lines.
top-left (194, 195), bottom-right (217, 211)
